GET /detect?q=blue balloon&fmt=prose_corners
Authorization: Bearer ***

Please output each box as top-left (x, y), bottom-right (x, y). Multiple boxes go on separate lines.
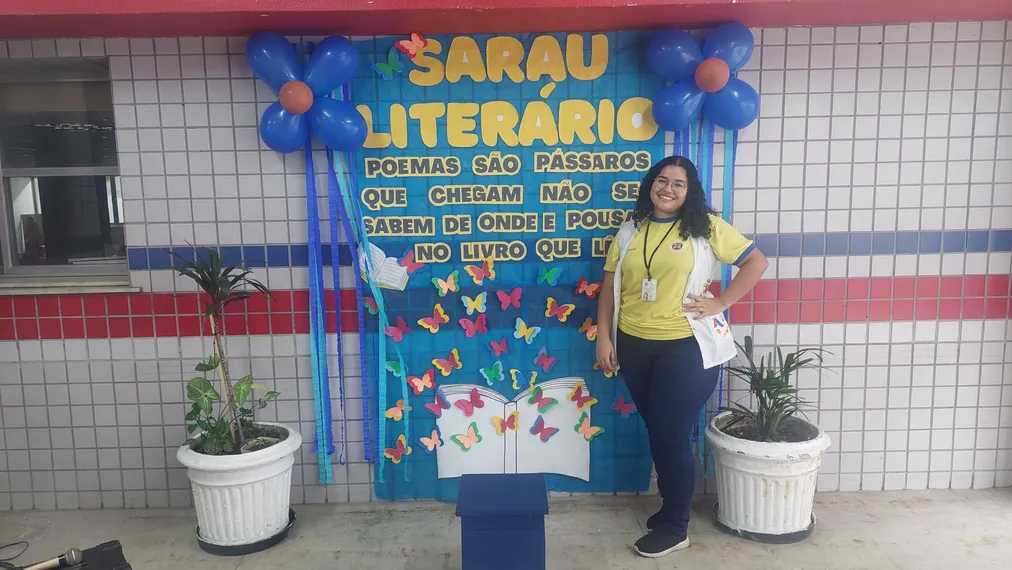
top-left (246, 32), bottom-right (303, 92)
top-left (704, 77), bottom-right (759, 130)
top-left (304, 36), bottom-right (360, 97)
top-left (702, 22), bottom-right (754, 73)
top-left (310, 98), bottom-right (368, 152)
top-left (646, 29), bottom-right (703, 81)
top-left (651, 82), bottom-right (705, 132)
top-left (260, 101), bottom-right (310, 153)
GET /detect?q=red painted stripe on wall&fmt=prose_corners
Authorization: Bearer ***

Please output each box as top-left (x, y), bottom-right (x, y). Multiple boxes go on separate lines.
top-left (0, 275), bottom-right (1009, 341)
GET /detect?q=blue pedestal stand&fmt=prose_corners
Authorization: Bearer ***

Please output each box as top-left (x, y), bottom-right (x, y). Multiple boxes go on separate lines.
top-left (455, 473), bottom-right (549, 570)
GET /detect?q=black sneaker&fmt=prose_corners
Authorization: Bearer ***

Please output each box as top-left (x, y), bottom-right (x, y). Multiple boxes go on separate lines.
top-left (633, 530), bottom-right (690, 558)
top-left (645, 511), bottom-right (661, 530)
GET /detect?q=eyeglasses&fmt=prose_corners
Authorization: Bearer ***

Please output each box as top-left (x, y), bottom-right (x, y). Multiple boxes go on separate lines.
top-left (652, 177), bottom-right (687, 191)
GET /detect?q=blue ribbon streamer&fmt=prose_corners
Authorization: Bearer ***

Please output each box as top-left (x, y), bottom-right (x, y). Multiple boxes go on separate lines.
top-left (326, 152), bottom-right (347, 466)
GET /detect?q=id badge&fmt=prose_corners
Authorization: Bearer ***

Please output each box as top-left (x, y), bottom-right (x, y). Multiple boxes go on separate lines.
top-left (640, 278), bottom-right (658, 302)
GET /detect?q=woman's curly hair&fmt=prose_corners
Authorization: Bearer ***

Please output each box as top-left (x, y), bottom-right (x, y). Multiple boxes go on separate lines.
top-left (631, 155), bottom-right (715, 240)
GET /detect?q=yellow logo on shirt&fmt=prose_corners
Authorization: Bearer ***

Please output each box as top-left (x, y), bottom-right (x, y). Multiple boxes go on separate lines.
top-left (669, 242), bottom-right (684, 251)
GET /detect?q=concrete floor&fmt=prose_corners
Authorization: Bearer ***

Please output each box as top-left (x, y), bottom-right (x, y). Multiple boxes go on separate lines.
top-left (2, 490), bottom-right (1012, 569)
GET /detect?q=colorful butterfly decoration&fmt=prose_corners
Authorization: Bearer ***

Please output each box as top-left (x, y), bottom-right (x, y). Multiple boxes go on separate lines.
top-left (492, 411), bottom-right (520, 436)
top-left (538, 265), bottom-right (562, 287)
top-left (578, 317), bottom-right (598, 341)
top-left (496, 287), bottom-right (522, 310)
top-left (593, 361), bottom-right (619, 378)
top-left (454, 387), bottom-right (485, 417)
top-left (399, 250), bottom-right (423, 274)
top-left (363, 297), bottom-right (379, 315)
top-left (383, 434), bottom-right (412, 464)
top-left (575, 277), bottom-right (602, 300)
top-left (394, 32), bottom-right (428, 59)
top-left (533, 346), bottom-right (557, 373)
top-left (424, 388), bottom-right (450, 418)
top-left (529, 415), bottom-right (559, 443)
top-left (574, 411), bottom-right (605, 442)
top-left (386, 360), bottom-right (404, 378)
top-left (384, 317), bottom-right (411, 343)
top-left (544, 297), bottom-right (576, 323)
top-left (417, 303), bottom-right (449, 333)
top-left (613, 394), bottom-right (637, 418)
top-left (464, 258), bottom-right (495, 285)
top-left (417, 426), bottom-right (443, 454)
top-left (406, 368), bottom-right (436, 395)
top-left (568, 382), bottom-right (598, 411)
top-left (488, 337), bottom-right (508, 358)
top-left (459, 313), bottom-right (488, 338)
top-left (432, 348), bottom-right (463, 377)
top-left (432, 270), bottom-right (460, 297)
top-left (451, 421), bottom-right (483, 451)
top-left (480, 360), bottom-right (505, 386)
top-left (461, 292), bottom-right (487, 316)
top-left (384, 399), bottom-right (412, 421)
top-left (510, 369), bottom-right (538, 391)
top-left (513, 317), bottom-right (541, 345)
top-left (372, 47), bottom-right (404, 81)
top-left (527, 386), bottom-right (557, 414)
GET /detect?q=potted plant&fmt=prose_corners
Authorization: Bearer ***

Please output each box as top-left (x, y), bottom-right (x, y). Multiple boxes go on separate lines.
top-left (706, 335), bottom-right (832, 543)
top-left (170, 247), bottom-right (302, 555)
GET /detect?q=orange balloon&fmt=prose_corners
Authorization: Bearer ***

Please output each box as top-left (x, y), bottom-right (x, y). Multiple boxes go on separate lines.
top-left (695, 58), bottom-right (730, 93)
top-left (279, 80), bottom-right (314, 115)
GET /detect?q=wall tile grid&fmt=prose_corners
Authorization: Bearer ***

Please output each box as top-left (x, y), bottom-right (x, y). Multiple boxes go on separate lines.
top-left (0, 21), bottom-right (1010, 510)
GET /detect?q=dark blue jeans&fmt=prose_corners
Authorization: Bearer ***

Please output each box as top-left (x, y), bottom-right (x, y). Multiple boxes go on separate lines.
top-left (617, 330), bottom-right (719, 536)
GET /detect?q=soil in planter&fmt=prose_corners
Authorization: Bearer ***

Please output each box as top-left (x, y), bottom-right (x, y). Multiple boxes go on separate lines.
top-left (193, 424), bottom-right (288, 455)
top-left (721, 416), bottom-right (819, 443)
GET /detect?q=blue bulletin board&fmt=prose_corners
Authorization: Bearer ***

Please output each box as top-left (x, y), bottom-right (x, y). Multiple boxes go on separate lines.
top-left (351, 31), bottom-right (665, 501)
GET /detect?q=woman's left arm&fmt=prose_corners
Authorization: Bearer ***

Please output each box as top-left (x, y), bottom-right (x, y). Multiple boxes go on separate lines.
top-left (683, 249), bottom-right (768, 319)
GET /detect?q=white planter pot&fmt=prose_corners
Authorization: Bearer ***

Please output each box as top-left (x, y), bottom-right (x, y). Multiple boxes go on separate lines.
top-left (706, 412), bottom-right (831, 540)
top-left (177, 421), bottom-right (301, 549)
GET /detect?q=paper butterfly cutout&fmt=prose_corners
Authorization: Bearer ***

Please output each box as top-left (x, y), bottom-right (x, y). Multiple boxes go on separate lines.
top-left (568, 382), bottom-right (598, 411)
top-left (538, 265), bottom-right (562, 286)
top-left (417, 303), bottom-right (449, 333)
top-left (384, 399), bottom-right (412, 421)
top-left (574, 411), bottom-right (605, 442)
top-left (372, 47), bottom-right (403, 81)
top-left (406, 368), bottom-right (436, 395)
top-left (527, 387), bottom-right (558, 414)
top-left (545, 297), bottom-right (575, 323)
top-left (578, 317), bottom-right (598, 341)
top-left (593, 361), bottom-right (619, 378)
top-left (454, 387), bottom-right (485, 417)
top-left (575, 277), bottom-right (602, 299)
top-left (497, 287), bottom-right (522, 310)
top-left (386, 360), bottom-right (404, 378)
top-left (510, 369), bottom-right (538, 391)
top-left (464, 258), bottom-right (495, 285)
top-left (513, 317), bottom-right (541, 345)
top-left (424, 388), bottom-right (450, 418)
top-left (394, 32), bottom-right (428, 59)
top-left (488, 337), bottom-right (508, 358)
top-left (432, 348), bottom-right (462, 377)
top-left (383, 434), bottom-right (412, 464)
top-left (384, 317), bottom-right (411, 343)
top-left (461, 292), bottom-right (487, 316)
top-left (529, 415), bottom-right (560, 443)
top-left (432, 270), bottom-right (460, 297)
top-left (614, 394), bottom-right (637, 418)
top-left (418, 426), bottom-right (443, 454)
top-left (459, 313), bottom-right (488, 338)
top-left (399, 249), bottom-right (423, 274)
top-left (451, 421), bottom-right (482, 451)
top-left (480, 360), bottom-right (505, 386)
top-left (533, 346), bottom-right (557, 373)
top-left (364, 297), bottom-right (378, 315)
top-left (492, 411), bottom-right (519, 436)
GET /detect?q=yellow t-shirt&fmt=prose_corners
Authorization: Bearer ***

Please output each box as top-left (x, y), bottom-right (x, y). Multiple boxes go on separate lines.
top-left (604, 214), bottom-right (754, 341)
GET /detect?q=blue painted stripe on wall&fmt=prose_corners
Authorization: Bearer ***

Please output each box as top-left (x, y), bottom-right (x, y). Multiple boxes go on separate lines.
top-left (125, 230), bottom-right (1012, 271)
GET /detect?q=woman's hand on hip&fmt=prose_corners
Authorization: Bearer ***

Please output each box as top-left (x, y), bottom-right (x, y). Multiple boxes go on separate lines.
top-left (596, 338), bottom-right (617, 374)
top-left (683, 294), bottom-right (728, 320)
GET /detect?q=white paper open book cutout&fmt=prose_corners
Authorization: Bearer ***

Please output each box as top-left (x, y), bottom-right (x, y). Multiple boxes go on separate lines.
top-left (358, 242), bottom-right (408, 291)
top-left (433, 377), bottom-right (593, 481)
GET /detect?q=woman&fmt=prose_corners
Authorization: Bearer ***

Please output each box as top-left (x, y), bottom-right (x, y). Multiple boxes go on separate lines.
top-left (596, 155), bottom-right (767, 558)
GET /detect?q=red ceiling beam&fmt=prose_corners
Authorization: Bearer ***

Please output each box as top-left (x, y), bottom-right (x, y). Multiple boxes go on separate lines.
top-left (0, 0), bottom-right (1009, 38)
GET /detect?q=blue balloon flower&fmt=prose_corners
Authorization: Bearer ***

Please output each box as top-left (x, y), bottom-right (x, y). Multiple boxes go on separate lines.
top-left (647, 22), bottom-right (759, 131)
top-left (246, 32), bottom-right (368, 153)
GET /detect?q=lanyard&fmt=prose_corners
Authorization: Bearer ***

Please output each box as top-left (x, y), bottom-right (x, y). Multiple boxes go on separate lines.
top-left (642, 220), bottom-right (677, 280)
